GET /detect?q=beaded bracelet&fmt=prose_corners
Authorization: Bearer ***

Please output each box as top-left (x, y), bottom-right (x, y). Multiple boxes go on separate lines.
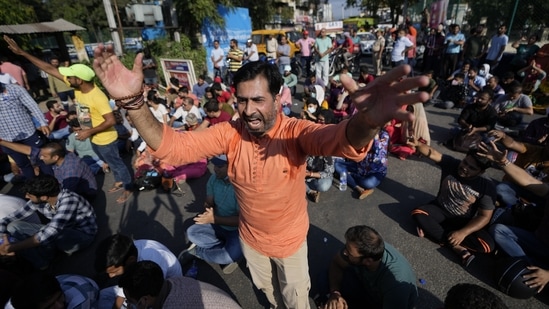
top-left (116, 95), bottom-right (145, 110)
top-left (111, 90), bottom-right (144, 101)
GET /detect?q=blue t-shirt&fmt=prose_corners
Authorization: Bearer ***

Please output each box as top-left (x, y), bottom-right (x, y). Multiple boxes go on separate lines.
top-left (486, 34), bottom-right (509, 61)
top-left (445, 32), bottom-right (465, 54)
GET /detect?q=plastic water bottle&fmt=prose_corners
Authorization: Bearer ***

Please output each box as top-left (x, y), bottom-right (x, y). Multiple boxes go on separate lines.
top-left (185, 260), bottom-right (198, 279)
top-left (339, 171), bottom-right (347, 191)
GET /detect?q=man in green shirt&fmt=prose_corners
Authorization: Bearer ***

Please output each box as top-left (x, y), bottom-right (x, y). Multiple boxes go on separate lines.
top-left (325, 225), bottom-right (418, 309)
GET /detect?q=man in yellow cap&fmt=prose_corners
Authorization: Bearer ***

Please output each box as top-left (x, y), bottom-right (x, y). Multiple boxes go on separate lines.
top-left (4, 36), bottom-right (133, 204)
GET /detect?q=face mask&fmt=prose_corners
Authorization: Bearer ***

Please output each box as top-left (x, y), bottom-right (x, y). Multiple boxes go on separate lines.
top-left (308, 107), bottom-right (317, 113)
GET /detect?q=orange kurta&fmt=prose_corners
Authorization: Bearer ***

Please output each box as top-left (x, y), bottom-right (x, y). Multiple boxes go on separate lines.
top-left (151, 113), bottom-right (368, 257)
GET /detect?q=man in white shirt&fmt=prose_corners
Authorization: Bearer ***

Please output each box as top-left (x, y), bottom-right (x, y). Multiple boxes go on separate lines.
top-left (210, 40), bottom-right (225, 78)
top-left (485, 25), bottom-right (509, 69)
top-left (391, 29), bottom-right (415, 67)
top-left (169, 97), bottom-right (203, 128)
top-left (244, 39), bottom-right (259, 63)
top-left (266, 34), bottom-right (278, 59)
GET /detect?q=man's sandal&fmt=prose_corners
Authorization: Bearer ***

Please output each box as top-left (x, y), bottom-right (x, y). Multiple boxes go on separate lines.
top-left (460, 250), bottom-right (475, 268)
top-left (108, 182), bottom-right (124, 193)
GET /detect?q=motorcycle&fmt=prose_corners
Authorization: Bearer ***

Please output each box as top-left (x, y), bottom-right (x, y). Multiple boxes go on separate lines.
top-left (329, 48), bottom-right (356, 76)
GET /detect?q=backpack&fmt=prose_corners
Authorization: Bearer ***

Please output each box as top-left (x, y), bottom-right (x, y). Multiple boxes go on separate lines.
top-left (134, 169), bottom-right (161, 191)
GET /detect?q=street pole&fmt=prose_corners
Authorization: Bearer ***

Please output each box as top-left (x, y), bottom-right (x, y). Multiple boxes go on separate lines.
top-left (102, 0), bottom-right (123, 56)
top-left (508, 0), bottom-right (520, 36)
top-left (341, 4), bottom-right (344, 20)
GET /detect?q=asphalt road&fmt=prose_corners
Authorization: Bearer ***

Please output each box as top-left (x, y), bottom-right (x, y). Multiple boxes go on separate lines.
top-left (1, 60), bottom-right (548, 308)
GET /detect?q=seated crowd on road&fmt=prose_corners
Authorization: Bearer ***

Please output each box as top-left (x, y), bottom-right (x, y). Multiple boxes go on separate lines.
top-left (1, 19), bottom-right (549, 309)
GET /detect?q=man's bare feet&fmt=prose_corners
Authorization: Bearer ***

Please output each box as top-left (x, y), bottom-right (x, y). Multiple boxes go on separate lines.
top-left (116, 190), bottom-right (132, 204)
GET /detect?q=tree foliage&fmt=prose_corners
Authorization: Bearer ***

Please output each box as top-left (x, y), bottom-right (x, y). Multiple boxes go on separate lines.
top-left (234, 0), bottom-right (276, 30)
top-left (0, 0), bottom-right (38, 25)
top-left (466, 0), bottom-right (548, 33)
top-left (345, 0), bottom-right (418, 24)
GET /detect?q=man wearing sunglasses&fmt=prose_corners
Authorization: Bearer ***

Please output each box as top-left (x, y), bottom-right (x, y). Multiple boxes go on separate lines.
top-left (324, 225), bottom-right (417, 309)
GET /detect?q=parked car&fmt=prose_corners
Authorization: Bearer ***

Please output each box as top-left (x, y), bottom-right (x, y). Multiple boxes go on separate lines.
top-left (357, 32), bottom-right (376, 56)
top-left (251, 29), bottom-right (301, 58)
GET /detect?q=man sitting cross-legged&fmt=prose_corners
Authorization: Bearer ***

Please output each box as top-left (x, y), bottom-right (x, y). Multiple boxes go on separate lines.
top-left (409, 138), bottom-right (496, 267)
top-left (0, 140), bottom-right (97, 200)
top-left (178, 154), bottom-right (242, 274)
top-left (478, 141), bottom-right (549, 293)
top-left (0, 175), bottom-right (97, 270)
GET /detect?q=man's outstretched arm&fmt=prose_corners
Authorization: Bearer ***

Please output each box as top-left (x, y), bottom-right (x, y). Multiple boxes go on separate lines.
top-left (3, 36), bottom-right (64, 82)
top-left (341, 66), bottom-right (429, 150)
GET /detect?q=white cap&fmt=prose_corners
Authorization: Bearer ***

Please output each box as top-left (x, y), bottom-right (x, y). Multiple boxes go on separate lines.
top-left (329, 33), bottom-right (336, 38)
top-left (284, 65), bottom-right (292, 72)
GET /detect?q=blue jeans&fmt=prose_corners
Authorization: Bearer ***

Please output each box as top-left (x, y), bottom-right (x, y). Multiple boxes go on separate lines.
top-left (49, 126), bottom-right (71, 140)
top-left (7, 221), bottom-right (95, 269)
top-left (496, 181), bottom-right (545, 208)
top-left (305, 177), bottom-right (333, 193)
top-left (1, 132), bottom-right (50, 179)
top-left (490, 224), bottom-right (549, 267)
top-left (81, 155), bottom-right (105, 175)
top-left (187, 224), bottom-right (242, 265)
top-left (92, 141), bottom-right (132, 190)
top-left (335, 160), bottom-right (385, 190)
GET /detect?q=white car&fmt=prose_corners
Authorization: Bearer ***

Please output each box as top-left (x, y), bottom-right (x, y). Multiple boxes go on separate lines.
top-left (357, 32), bottom-right (376, 56)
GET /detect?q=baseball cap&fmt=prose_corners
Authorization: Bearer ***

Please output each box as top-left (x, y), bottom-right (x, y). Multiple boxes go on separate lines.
top-left (303, 30), bottom-right (309, 35)
top-left (329, 33), bottom-right (336, 38)
top-left (284, 65), bottom-right (292, 72)
top-left (59, 64), bottom-right (95, 81)
top-left (247, 38), bottom-right (252, 43)
top-left (210, 154), bottom-right (228, 167)
top-left (214, 76), bottom-right (222, 84)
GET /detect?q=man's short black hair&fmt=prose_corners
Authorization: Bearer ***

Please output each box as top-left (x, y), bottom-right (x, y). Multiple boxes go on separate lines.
top-left (360, 65), bottom-right (369, 74)
top-left (344, 225), bottom-right (385, 261)
top-left (45, 100), bottom-right (58, 110)
top-left (11, 272), bottom-right (62, 309)
top-left (466, 149), bottom-right (492, 170)
top-left (119, 261), bottom-right (164, 300)
top-left (454, 73), bottom-right (465, 80)
top-left (94, 234), bottom-right (138, 272)
top-left (21, 175), bottom-right (61, 197)
top-left (178, 86), bottom-right (189, 93)
top-left (469, 67), bottom-right (478, 73)
top-left (211, 83), bottom-right (223, 92)
top-left (444, 283), bottom-right (508, 309)
top-left (509, 82), bottom-right (523, 94)
top-left (204, 99), bottom-right (220, 112)
top-left (67, 118), bottom-right (80, 128)
top-left (477, 88), bottom-right (493, 99)
top-left (42, 142), bottom-right (66, 158)
top-left (233, 61), bottom-right (283, 99)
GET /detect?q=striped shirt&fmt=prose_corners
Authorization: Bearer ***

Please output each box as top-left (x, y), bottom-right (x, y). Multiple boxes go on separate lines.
top-left (0, 189), bottom-right (97, 245)
top-left (228, 48), bottom-right (244, 72)
top-left (0, 84), bottom-right (47, 141)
